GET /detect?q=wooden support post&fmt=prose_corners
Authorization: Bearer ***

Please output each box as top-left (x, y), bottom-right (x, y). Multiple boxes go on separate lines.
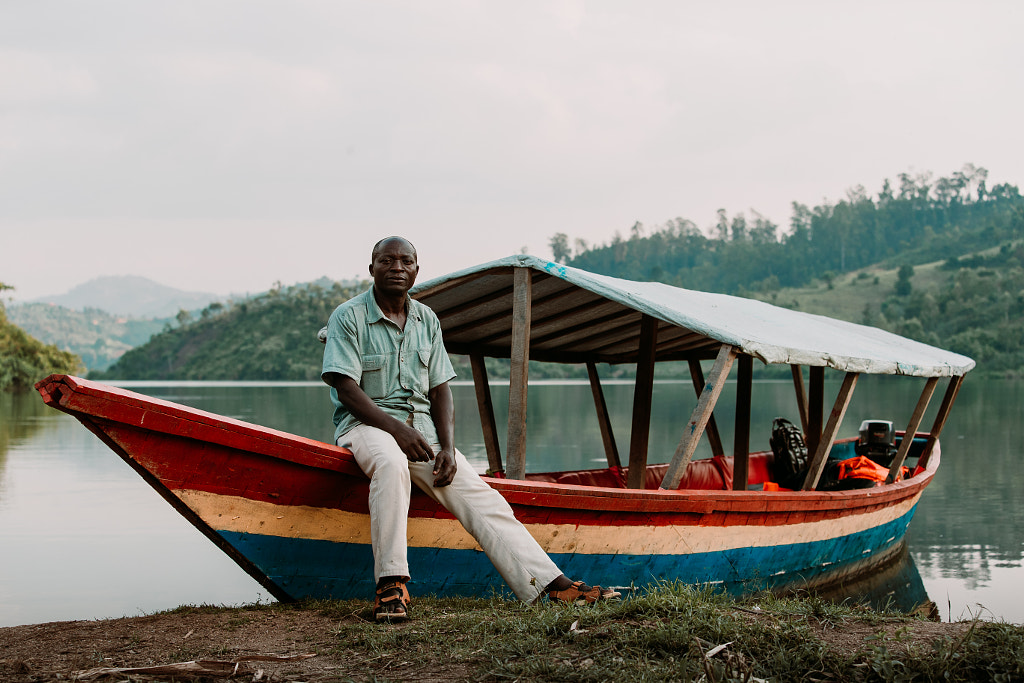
top-left (661, 345), bottom-right (737, 490)
top-left (886, 377), bottom-right (938, 483)
top-left (918, 375), bottom-right (965, 470)
top-left (733, 354), bottom-right (752, 491)
top-left (587, 361), bottom-right (621, 470)
top-left (505, 267), bottom-right (532, 481)
top-left (807, 365), bottom-right (825, 458)
top-left (801, 372), bottom-right (859, 490)
top-left (470, 353), bottom-right (503, 476)
top-left (627, 315), bottom-right (659, 489)
top-left (688, 358), bottom-right (725, 457)
top-left (791, 364), bottom-right (810, 436)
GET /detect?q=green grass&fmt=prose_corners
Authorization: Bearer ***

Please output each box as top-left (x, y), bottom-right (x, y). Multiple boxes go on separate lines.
top-left (750, 243), bottom-right (1018, 323)
top-left (750, 262), bottom-right (915, 321)
top-left (137, 584), bottom-right (1024, 680)
top-left (305, 583), bottom-right (1022, 682)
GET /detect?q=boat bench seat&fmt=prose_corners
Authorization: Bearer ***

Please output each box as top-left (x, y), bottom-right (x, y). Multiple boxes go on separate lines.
top-left (640, 452), bottom-right (775, 490)
top-left (522, 472), bottom-right (561, 483)
top-left (539, 451), bottom-right (777, 491)
top-left (550, 469), bottom-right (625, 488)
top-left (638, 460), bottom-right (726, 490)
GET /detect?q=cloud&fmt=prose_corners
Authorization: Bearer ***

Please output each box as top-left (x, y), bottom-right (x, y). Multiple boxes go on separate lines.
top-left (0, 50), bottom-right (97, 106)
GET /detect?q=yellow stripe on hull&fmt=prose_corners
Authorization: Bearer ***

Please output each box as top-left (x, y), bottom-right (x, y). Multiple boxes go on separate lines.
top-left (175, 489), bottom-right (921, 556)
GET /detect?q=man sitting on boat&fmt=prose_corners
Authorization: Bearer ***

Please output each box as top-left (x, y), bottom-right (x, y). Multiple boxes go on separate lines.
top-left (320, 236), bottom-right (619, 621)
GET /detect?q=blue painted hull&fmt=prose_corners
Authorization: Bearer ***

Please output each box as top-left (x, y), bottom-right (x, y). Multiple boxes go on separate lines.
top-left (221, 503), bottom-right (917, 600)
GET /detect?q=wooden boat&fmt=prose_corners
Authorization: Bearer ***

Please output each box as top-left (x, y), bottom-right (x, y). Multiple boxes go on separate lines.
top-left (36, 255), bottom-right (974, 602)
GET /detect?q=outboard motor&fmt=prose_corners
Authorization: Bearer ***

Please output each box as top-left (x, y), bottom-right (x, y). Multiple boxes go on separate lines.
top-left (855, 419), bottom-right (897, 465)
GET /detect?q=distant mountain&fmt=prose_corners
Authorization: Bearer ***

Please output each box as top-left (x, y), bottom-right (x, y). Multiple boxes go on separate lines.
top-left (10, 276), bottom-right (367, 374)
top-left (30, 276), bottom-right (220, 318)
top-left (94, 279), bottom-right (366, 381)
top-left (7, 303), bottom-right (167, 372)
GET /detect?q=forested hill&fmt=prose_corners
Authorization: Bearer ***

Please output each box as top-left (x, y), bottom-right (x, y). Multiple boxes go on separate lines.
top-left (1, 284), bottom-right (81, 392)
top-left (94, 280), bottom-right (365, 381)
top-left (554, 165), bottom-right (1022, 294)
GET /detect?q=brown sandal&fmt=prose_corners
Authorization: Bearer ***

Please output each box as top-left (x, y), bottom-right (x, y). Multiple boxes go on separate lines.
top-left (374, 580), bottom-right (411, 622)
top-left (547, 581), bottom-right (621, 604)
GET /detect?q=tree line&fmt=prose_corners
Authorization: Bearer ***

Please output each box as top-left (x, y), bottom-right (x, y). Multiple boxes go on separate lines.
top-left (0, 283), bottom-right (81, 392)
top-left (872, 247), bottom-right (1024, 376)
top-left (551, 164), bottom-right (1022, 296)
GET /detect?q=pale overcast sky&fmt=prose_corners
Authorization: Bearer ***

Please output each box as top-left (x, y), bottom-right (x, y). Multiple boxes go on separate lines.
top-left (2, 1), bottom-right (1022, 302)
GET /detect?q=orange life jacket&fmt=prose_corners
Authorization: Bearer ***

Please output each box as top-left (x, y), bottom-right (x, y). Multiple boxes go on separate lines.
top-left (836, 456), bottom-right (906, 483)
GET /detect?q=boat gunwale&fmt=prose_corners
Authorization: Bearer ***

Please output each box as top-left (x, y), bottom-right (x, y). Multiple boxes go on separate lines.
top-left (38, 374), bottom-right (357, 471)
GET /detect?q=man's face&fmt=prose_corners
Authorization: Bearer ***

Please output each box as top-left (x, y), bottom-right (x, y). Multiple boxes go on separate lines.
top-left (369, 239), bottom-right (419, 296)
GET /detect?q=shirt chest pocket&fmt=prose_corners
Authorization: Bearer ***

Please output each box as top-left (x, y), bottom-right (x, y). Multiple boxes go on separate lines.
top-left (417, 349), bottom-right (431, 387)
top-left (360, 355), bottom-right (388, 398)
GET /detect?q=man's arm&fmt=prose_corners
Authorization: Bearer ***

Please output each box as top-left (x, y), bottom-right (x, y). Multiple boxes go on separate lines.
top-left (326, 372), bottom-right (435, 463)
top-left (428, 381), bottom-right (457, 487)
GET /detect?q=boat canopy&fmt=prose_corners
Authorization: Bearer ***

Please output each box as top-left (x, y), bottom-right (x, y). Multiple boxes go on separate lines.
top-left (412, 255), bottom-right (974, 378)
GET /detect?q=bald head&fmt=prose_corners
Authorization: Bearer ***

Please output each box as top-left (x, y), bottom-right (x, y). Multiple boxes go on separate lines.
top-left (371, 236), bottom-right (416, 263)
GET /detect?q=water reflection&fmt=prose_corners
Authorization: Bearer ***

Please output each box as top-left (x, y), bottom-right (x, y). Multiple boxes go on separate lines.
top-left (0, 389), bottom-right (56, 503)
top-left (908, 378), bottom-right (1024, 566)
top-left (146, 384), bottom-right (338, 443)
top-left (804, 545), bottom-right (936, 619)
top-left (0, 401), bottom-right (274, 628)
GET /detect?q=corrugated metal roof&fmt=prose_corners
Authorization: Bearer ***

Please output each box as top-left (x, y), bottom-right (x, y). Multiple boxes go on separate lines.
top-left (411, 255), bottom-right (975, 377)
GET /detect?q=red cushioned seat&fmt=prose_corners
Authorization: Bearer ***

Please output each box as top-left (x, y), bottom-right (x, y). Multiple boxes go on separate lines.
top-left (645, 464), bottom-right (669, 489)
top-left (554, 469), bottom-right (623, 488)
top-left (676, 458), bottom-right (726, 490)
top-left (539, 453), bottom-right (777, 491)
top-left (747, 451), bottom-right (774, 485)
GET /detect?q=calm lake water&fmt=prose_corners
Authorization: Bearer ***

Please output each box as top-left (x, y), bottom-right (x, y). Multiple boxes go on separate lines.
top-left (1, 376), bottom-right (1022, 628)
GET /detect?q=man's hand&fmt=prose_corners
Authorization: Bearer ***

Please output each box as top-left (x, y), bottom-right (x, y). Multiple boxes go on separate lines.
top-left (428, 382), bottom-right (456, 487)
top-left (432, 448), bottom-right (457, 487)
top-left (329, 375), bottom-right (436, 463)
top-left (394, 423), bottom-right (435, 463)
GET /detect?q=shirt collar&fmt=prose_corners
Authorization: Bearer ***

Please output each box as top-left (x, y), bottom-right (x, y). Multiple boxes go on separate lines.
top-left (365, 285), bottom-right (420, 325)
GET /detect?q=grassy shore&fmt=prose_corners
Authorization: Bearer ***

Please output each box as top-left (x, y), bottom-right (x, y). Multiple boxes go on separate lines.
top-left (3, 583), bottom-right (1022, 681)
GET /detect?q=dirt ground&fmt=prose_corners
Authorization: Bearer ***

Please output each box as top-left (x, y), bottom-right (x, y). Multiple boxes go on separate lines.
top-left (0, 603), bottom-right (973, 683)
top-left (1, 607), bottom-right (385, 682)
top-left (0, 606), bottom-right (474, 683)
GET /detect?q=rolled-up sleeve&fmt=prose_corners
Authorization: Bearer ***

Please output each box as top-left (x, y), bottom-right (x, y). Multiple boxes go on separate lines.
top-left (426, 316), bottom-right (457, 389)
top-left (321, 309), bottom-right (363, 385)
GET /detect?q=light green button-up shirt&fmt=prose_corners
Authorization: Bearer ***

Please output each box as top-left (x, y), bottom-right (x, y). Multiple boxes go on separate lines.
top-left (321, 286), bottom-right (457, 446)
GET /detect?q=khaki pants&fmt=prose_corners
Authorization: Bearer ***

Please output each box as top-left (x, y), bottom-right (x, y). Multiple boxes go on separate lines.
top-left (343, 424), bottom-right (562, 602)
